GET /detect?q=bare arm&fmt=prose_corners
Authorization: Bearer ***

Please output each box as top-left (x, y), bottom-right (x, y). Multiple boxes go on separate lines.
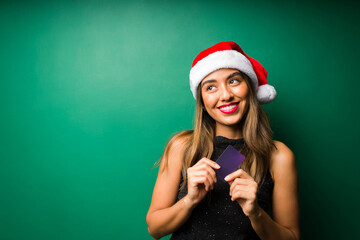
top-left (249, 141), bottom-right (300, 240)
top-left (146, 132), bottom-right (220, 239)
top-left (147, 195), bottom-right (197, 239)
top-left (146, 134), bottom-right (192, 239)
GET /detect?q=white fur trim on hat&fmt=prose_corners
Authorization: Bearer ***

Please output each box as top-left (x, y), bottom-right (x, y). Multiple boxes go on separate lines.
top-left (257, 84), bottom-right (277, 104)
top-left (189, 50), bottom-right (258, 99)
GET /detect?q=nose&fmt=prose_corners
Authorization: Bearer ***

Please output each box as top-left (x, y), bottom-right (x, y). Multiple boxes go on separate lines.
top-left (219, 85), bottom-right (233, 101)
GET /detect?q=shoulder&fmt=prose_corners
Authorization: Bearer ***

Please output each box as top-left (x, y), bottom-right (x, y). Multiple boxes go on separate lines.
top-left (159, 130), bottom-right (193, 173)
top-left (167, 130), bottom-right (193, 149)
top-left (164, 130), bottom-right (193, 158)
top-left (269, 140), bottom-right (298, 183)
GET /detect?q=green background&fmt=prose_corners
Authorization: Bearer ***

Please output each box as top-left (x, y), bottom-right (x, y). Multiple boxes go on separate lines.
top-left (1, 0), bottom-right (359, 239)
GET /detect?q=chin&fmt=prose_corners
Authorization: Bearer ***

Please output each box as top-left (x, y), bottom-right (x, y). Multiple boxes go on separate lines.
top-left (218, 116), bottom-right (243, 126)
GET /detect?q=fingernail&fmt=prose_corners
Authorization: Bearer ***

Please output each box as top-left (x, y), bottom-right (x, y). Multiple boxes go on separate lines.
top-left (224, 176), bottom-right (230, 181)
top-left (215, 164), bottom-right (220, 168)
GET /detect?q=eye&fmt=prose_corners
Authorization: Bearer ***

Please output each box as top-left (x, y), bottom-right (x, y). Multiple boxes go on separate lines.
top-left (206, 85), bottom-right (216, 91)
top-left (229, 79), bottom-right (240, 84)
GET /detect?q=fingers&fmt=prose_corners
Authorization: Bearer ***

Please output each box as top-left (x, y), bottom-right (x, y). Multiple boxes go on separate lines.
top-left (188, 173), bottom-right (213, 191)
top-left (190, 176), bottom-right (211, 191)
top-left (228, 178), bottom-right (258, 202)
top-left (188, 158), bottom-right (220, 191)
top-left (191, 166), bottom-right (216, 190)
top-left (195, 157), bottom-right (220, 169)
top-left (193, 158), bottom-right (219, 178)
top-left (224, 169), bottom-right (251, 182)
top-left (194, 170), bottom-right (215, 190)
top-left (230, 188), bottom-right (256, 202)
top-left (229, 178), bottom-right (254, 193)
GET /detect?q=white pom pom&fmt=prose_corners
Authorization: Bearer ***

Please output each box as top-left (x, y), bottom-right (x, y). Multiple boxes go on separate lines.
top-left (257, 84), bottom-right (277, 104)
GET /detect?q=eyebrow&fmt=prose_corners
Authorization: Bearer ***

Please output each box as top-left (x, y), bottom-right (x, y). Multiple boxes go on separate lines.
top-left (201, 72), bottom-right (243, 88)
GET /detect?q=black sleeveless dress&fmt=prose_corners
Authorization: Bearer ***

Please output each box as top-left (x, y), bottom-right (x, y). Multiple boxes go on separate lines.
top-left (170, 136), bottom-right (274, 240)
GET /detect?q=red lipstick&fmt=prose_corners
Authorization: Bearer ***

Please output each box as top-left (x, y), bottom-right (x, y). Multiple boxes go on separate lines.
top-left (217, 102), bottom-right (239, 114)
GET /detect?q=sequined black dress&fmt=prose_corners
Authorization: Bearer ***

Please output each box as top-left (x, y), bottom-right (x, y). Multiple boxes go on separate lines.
top-left (170, 136), bottom-right (274, 240)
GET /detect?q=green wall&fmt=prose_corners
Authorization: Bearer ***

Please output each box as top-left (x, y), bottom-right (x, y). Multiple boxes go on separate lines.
top-left (1, 0), bottom-right (359, 239)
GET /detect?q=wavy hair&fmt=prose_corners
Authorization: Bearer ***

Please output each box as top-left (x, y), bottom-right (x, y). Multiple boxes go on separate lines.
top-left (156, 71), bottom-right (276, 189)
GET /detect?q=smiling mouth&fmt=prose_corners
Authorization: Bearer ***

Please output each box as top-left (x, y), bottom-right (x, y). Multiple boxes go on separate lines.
top-left (218, 102), bottom-right (239, 114)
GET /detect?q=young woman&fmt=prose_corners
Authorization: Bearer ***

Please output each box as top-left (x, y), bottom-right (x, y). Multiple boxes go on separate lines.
top-left (146, 41), bottom-right (300, 240)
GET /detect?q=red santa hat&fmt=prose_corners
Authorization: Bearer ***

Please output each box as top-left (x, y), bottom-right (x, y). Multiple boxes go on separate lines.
top-left (189, 41), bottom-right (276, 104)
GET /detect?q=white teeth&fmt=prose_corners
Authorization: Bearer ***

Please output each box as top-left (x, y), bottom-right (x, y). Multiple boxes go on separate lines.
top-left (219, 104), bottom-right (237, 111)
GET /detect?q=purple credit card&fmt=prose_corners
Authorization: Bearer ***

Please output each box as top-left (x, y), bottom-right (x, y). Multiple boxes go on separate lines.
top-left (215, 145), bottom-right (245, 182)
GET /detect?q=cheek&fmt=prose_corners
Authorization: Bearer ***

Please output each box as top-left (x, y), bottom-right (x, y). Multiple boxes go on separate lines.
top-left (240, 98), bottom-right (250, 116)
top-left (233, 83), bottom-right (249, 98)
top-left (241, 100), bottom-right (248, 111)
top-left (202, 93), bottom-right (218, 107)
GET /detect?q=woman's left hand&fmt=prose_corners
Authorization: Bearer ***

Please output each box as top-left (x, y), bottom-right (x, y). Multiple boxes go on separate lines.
top-left (225, 169), bottom-right (260, 218)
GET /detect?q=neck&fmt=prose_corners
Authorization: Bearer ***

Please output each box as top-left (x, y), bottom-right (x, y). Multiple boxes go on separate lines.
top-left (215, 123), bottom-right (243, 139)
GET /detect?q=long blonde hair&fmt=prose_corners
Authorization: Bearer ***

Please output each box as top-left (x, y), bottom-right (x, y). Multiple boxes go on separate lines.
top-left (156, 71), bottom-right (276, 188)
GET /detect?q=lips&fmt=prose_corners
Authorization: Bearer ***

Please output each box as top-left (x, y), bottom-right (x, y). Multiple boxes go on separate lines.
top-left (217, 102), bottom-right (239, 114)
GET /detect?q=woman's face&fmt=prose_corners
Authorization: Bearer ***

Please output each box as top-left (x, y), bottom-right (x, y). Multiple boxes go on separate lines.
top-left (200, 68), bottom-right (249, 128)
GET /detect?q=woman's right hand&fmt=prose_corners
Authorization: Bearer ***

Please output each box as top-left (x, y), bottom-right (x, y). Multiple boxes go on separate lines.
top-left (185, 158), bottom-right (220, 206)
